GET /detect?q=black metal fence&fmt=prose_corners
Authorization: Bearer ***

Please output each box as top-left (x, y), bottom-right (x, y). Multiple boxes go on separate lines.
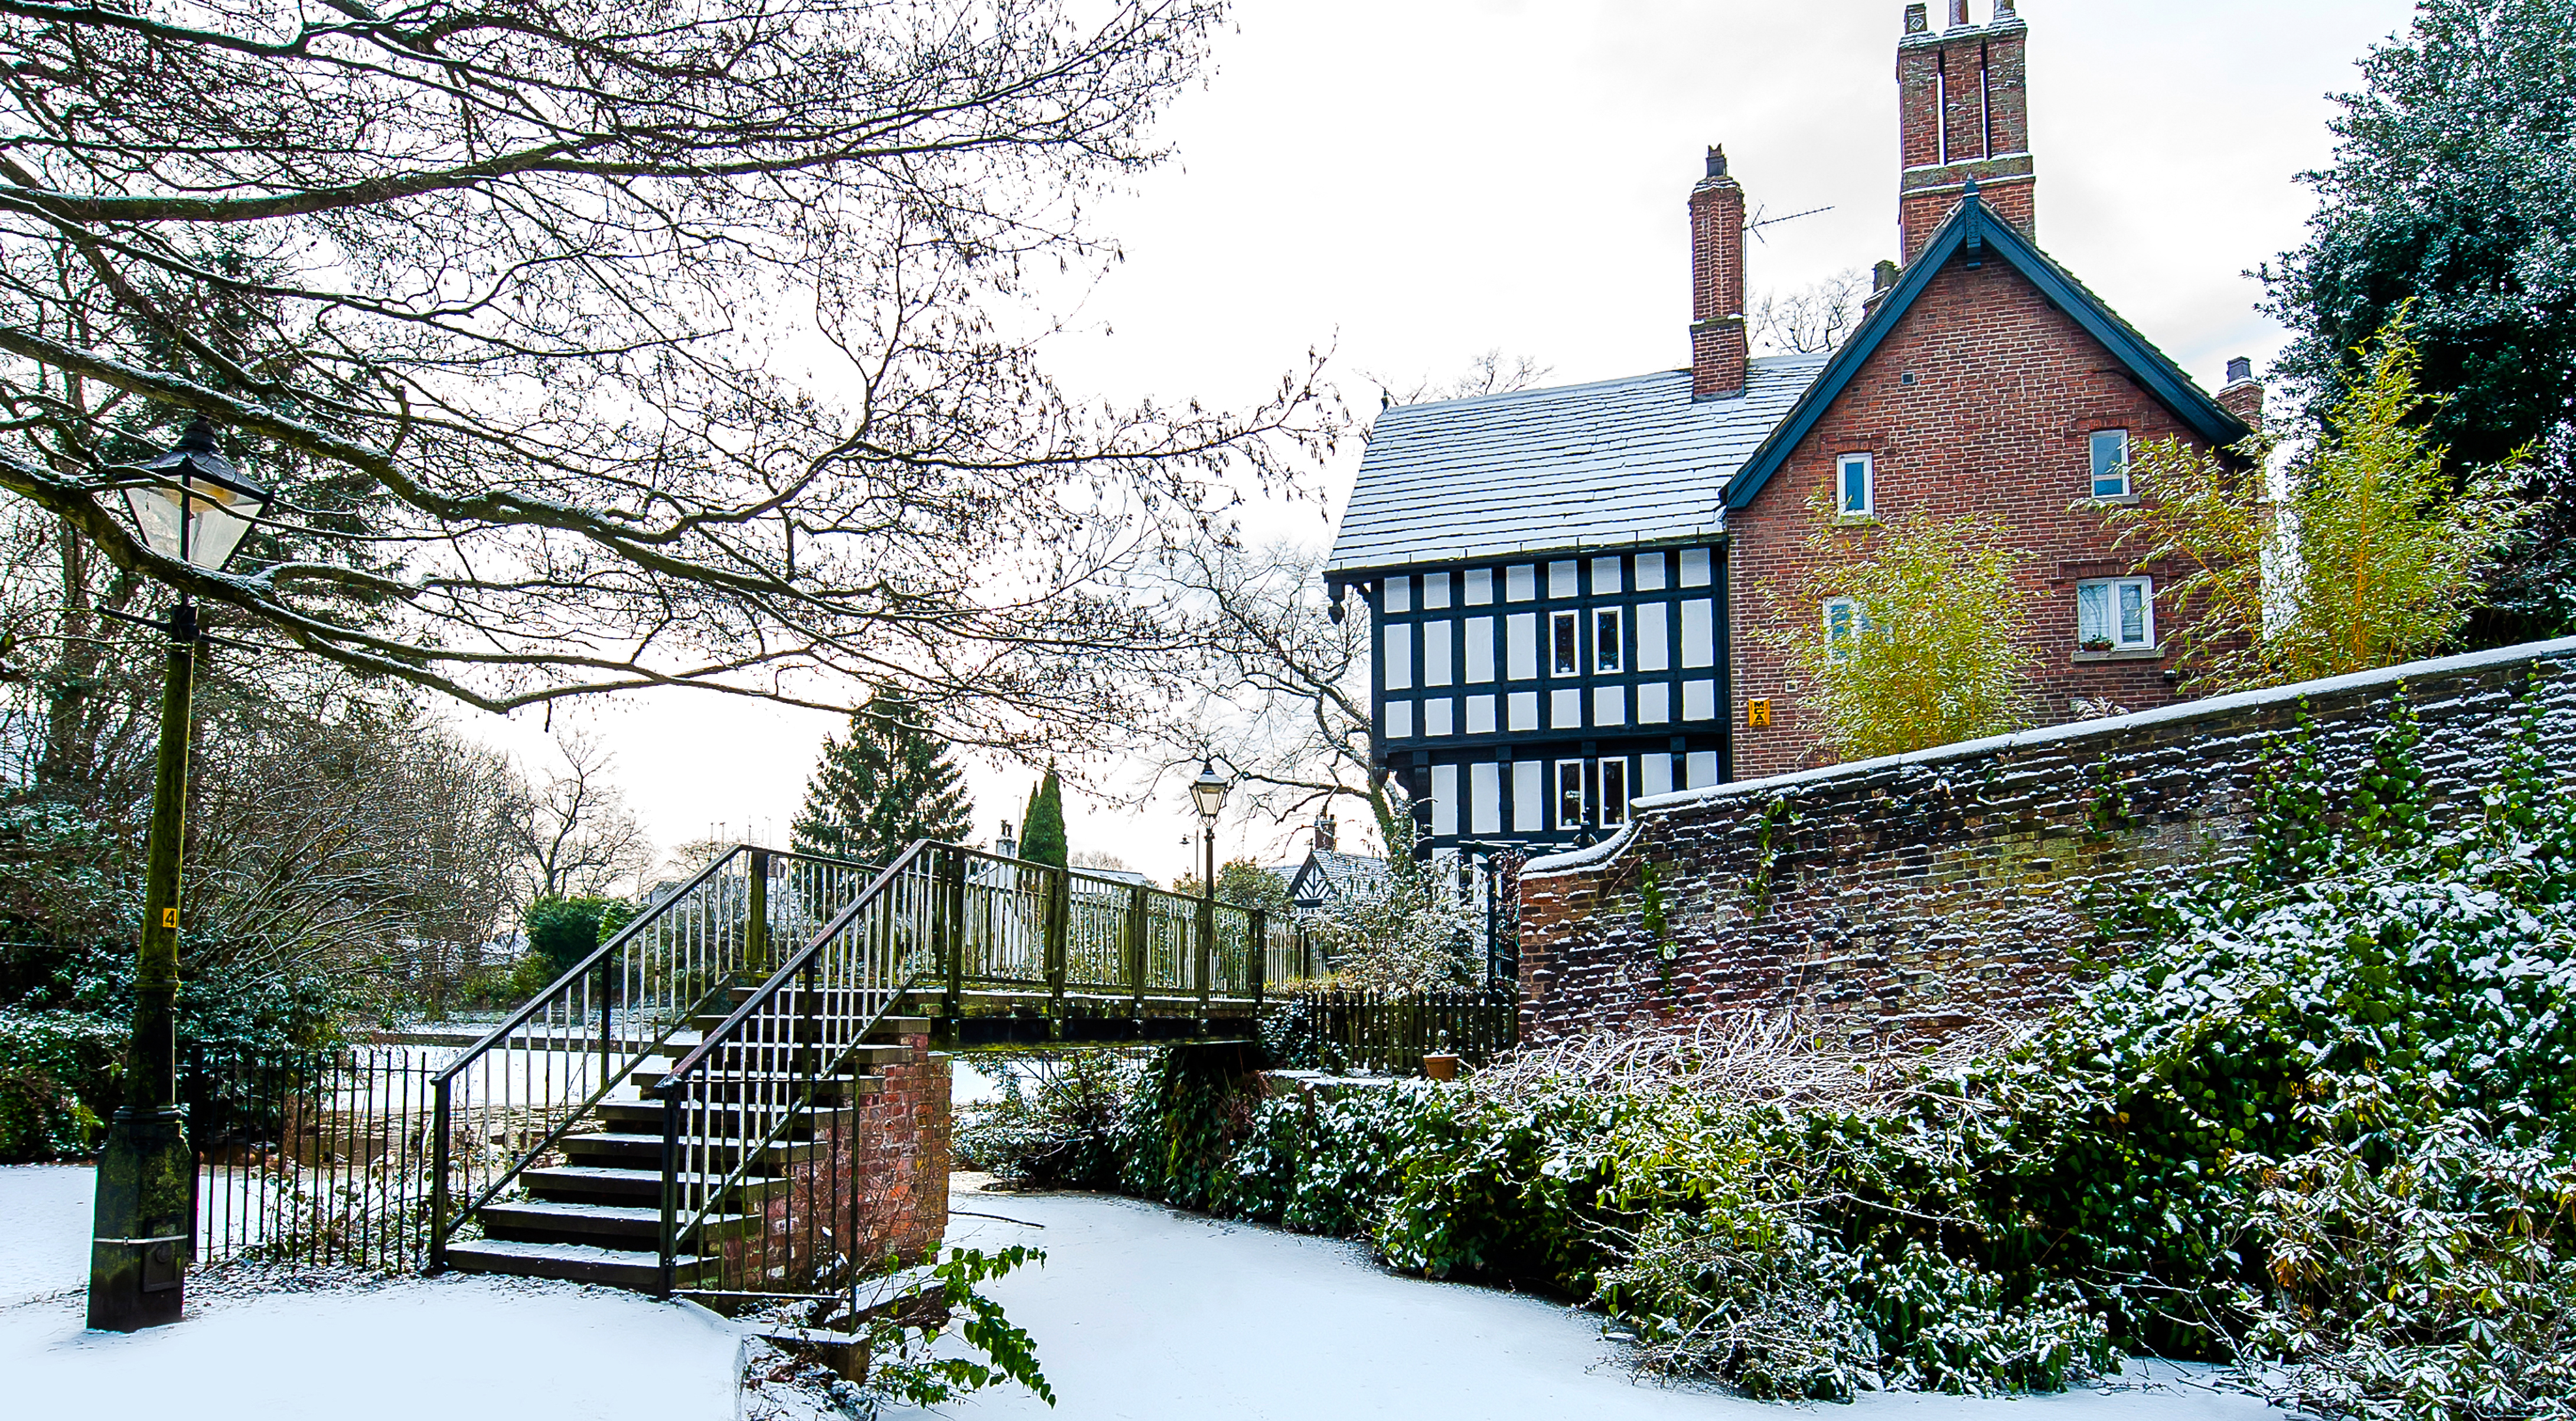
top-left (186, 1046), bottom-right (443, 1273)
top-left (1271, 987), bottom-right (1518, 1076)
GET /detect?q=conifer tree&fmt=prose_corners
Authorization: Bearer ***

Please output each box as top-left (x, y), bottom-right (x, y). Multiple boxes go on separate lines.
top-left (1018, 763), bottom-right (1068, 868)
top-left (790, 694), bottom-right (973, 865)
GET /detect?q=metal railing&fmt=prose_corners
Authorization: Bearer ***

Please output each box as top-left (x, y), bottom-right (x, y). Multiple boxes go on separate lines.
top-left (654, 842), bottom-right (945, 1306)
top-left (428, 846), bottom-right (873, 1268)
top-left (187, 1044), bottom-right (444, 1273)
top-left (650, 841), bottom-right (1279, 1309)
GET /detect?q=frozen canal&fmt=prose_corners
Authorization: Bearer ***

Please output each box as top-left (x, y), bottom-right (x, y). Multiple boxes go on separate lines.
top-left (901, 1179), bottom-right (2278, 1421)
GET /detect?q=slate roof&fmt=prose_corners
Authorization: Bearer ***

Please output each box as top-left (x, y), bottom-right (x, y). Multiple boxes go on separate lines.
top-left (1291, 849), bottom-right (1391, 906)
top-left (1326, 355), bottom-right (1828, 578)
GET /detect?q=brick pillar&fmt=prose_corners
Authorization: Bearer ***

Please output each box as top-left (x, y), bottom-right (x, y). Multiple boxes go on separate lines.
top-left (1688, 146), bottom-right (1748, 400)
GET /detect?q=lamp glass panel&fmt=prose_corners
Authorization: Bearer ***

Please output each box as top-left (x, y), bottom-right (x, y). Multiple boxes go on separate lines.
top-left (184, 480), bottom-right (260, 570)
top-left (120, 484), bottom-right (188, 561)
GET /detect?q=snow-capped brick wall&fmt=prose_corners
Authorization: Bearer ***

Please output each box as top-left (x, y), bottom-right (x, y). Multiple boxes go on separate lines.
top-left (1517, 636), bottom-right (2576, 1044)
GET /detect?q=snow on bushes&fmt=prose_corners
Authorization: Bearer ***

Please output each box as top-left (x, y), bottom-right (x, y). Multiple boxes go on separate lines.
top-left (957, 689), bottom-right (2576, 1416)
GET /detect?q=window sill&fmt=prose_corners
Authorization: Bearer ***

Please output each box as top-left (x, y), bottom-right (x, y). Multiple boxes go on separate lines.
top-left (2072, 645), bottom-right (2164, 663)
top-left (1832, 514), bottom-right (1880, 528)
top-left (2086, 493), bottom-right (2141, 507)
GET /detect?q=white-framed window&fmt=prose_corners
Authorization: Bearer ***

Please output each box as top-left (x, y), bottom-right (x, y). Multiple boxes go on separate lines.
top-left (2077, 577), bottom-right (2156, 651)
top-left (1838, 452), bottom-right (1875, 517)
top-left (1597, 759), bottom-right (1631, 827)
top-left (2090, 429), bottom-right (2132, 500)
top-left (1594, 608), bottom-right (1623, 673)
top-left (1823, 597), bottom-right (1874, 659)
top-left (1554, 760), bottom-right (1587, 830)
top-left (1550, 611), bottom-right (1579, 675)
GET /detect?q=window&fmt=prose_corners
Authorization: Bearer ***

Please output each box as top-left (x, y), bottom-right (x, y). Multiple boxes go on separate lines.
top-left (1465, 616), bottom-right (1495, 682)
top-left (1382, 624), bottom-right (1411, 690)
top-left (1597, 759), bottom-right (1630, 827)
top-left (1551, 612), bottom-right (1579, 675)
top-left (1838, 452), bottom-right (1875, 517)
top-left (2090, 429), bottom-right (2132, 499)
top-left (1465, 568), bottom-right (1494, 605)
top-left (1823, 597), bottom-right (1874, 659)
top-left (2076, 577), bottom-right (2156, 651)
top-left (1507, 613), bottom-right (1537, 680)
top-left (1424, 619), bottom-right (1452, 687)
top-left (1594, 609), bottom-right (1623, 672)
top-left (1555, 761), bottom-right (1587, 830)
top-left (1636, 603), bottom-right (1669, 671)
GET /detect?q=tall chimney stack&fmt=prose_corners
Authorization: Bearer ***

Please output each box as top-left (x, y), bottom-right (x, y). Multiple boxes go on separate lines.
top-left (1688, 145), bottom-right (1749, 400)
top-left (1896, 1), bottom-right (2035, 266)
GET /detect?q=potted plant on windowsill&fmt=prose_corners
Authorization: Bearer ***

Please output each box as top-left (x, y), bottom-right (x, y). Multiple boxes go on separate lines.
top-left (2079, 636), bottom-right (2117, 654)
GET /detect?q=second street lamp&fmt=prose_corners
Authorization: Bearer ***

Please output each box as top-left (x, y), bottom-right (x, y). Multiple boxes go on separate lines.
top-left (1189, 760), bottom-right (1231, 1005)
top-left (88, 417), bottom-right (269, 1332)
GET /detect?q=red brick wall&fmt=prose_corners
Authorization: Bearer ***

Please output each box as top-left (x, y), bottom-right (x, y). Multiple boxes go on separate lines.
top-left (1726, 251), bottom-right (2232, 780)
top-left (1518, 638), bottom-right (2576, 1046)
top-left (719, 1028), bottom-right (950, 1291)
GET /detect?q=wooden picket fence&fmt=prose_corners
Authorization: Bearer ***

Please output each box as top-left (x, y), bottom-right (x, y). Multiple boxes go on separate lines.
top-left (1277, 987), bottom-right (1518, 1076)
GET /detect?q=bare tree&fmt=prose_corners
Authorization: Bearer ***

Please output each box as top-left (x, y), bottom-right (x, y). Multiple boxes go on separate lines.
top-left (1362, 349), bottom-right (1556, 423)
top-left (1141, 539), bottom-right (1393, 848)
top-left (1752, 270), bottom-right (1871, 356)
top-left (0, 0), bottom-right (1338, 750)
top-left (513, 734), bottom-right (654, 901)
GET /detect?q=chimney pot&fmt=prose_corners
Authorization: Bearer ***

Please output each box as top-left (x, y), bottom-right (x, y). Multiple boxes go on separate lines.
top-left (1903, 2), bottom-right (1928, 34)
top-left (1874, 259), bottom-right (1900, 292)
top-left (1947, 0), bottom-right (1969, 27)
top-left (1995, 0), bottom-right (2017, 14)
top-left (1706, 145), bottom-right (1728, 178)
top-left (2226, 356), bottom-right (2254, 384)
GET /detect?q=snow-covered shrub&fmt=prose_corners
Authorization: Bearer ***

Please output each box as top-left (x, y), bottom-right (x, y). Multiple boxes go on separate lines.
top-left (0, 1007), bottom-right (116, 1160)
top-left (952, 1050), bottom-right (1145, 1188)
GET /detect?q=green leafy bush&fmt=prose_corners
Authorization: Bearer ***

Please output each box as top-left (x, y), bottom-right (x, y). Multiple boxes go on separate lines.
top-left (958, 690), bottom-right (2576, 1415)
top-left (0, 1008), bottom-right (119, 1161)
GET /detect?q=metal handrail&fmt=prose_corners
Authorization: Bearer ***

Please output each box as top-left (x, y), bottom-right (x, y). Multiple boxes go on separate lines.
top-left (432, 846), bottom-right (748, 1089)
top-left (658, 840), bottom-right (938, 1088)
top-left (427, 844), bottom-right (873, 1268)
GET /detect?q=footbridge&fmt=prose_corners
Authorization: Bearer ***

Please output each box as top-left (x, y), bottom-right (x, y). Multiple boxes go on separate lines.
top-left (427, 841), bottom-right (1319, 1309)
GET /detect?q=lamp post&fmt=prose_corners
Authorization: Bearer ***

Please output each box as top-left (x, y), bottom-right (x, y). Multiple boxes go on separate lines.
top-left (1188, 760), bottom-right (1231, 1001)
top-left (88, 417), bottom-right (269, 1332)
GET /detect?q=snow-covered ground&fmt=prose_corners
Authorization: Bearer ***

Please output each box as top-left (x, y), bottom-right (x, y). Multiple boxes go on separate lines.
top-left (3, 1165), bottom-right (740, 1421)
top-left (4, 1165), bottom-right (2281, 1420)
top-left (898, 1180), bottom-right (2281, 1421)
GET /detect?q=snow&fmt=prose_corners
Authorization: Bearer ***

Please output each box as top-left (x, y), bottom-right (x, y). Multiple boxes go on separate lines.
top-left (892, 1181), bottom-right (2281, 1421)
top-left (4, 1165), bottom-right (2280, 1421)
top-left (2, 1165), bottom-right (742, 1421)
top-left (0, 1166), bottom-right (94, 1307)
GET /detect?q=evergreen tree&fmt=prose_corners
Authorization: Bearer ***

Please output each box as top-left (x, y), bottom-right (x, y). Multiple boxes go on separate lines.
top-left (1018, 762), bottom-right (1068, 868)
top-left (2261, 0), bottom-right (2576, 640)
top-left (790, 694), bottom-right (973, 865)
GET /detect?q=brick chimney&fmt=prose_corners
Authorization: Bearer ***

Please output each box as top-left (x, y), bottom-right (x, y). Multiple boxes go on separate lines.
top-left (1897, 1), bottom-right (2034, 266)
top-left (1688, 145), bottom-right (1749, 400)
top-left (2217, 355), bottom-right (2266, 430)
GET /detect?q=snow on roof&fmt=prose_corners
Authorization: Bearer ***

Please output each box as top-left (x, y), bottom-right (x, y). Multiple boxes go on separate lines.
top-left (1294, 849), bottom-right (1391, 901)
top-left (1326, 357), bottom-right (1828, 577)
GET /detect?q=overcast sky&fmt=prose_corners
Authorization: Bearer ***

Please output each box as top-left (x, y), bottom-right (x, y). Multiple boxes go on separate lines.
top-left (461, 0), bottom-right (2425, 887)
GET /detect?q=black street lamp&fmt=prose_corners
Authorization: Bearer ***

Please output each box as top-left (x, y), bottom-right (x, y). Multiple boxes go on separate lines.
top-left (1188, 760), bottom-right (1231, 999)
top-left (88, 417), bottom-right (269, 1332)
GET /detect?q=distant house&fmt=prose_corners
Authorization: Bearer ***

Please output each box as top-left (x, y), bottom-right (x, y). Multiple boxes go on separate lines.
top-left (1283, 849), bottom-right (1389, 920)
top-left (1324, 0), bottom-right (2262, 861)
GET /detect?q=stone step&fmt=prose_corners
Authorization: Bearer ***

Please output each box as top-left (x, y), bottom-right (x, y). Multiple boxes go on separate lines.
top-left (561, 1131), bottom-right (821, 1169)
top-left (475, 1200), bottom-right (755, 1249)
top-left (594, 1100), bottom-right (856, 1136)
top-left (631, 1067), bottom-right (885, 1100)
top-left (521, 1163), bottom-right (788, 1205)
top-left (442, 1238), bottom-right (705, 1291)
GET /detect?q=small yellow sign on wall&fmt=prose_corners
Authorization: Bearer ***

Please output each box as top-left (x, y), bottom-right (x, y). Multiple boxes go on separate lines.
top-left (1747, 698), bottom-right (1773, 729)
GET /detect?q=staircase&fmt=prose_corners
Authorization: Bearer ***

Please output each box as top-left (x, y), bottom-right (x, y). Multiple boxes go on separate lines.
top-left (441, 980), bottom-right (930, 1293)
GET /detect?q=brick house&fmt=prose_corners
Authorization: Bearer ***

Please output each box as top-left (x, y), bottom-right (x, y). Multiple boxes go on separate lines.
top-left (1324, 0), bottom-right (2264, 855)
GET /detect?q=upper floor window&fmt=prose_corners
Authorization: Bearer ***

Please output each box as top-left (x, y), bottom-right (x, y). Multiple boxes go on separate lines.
top-left (2090, 430), bottom-right (2133, 500)
top-left (1551, 611), bottom-right (1579, 675)
top-left (2077, 577), bottom-right (2155, 651)
top-left (1594, 609), bottom-right (1623, 673)
top-left (1838, 452), bottom-right (1875, 517)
